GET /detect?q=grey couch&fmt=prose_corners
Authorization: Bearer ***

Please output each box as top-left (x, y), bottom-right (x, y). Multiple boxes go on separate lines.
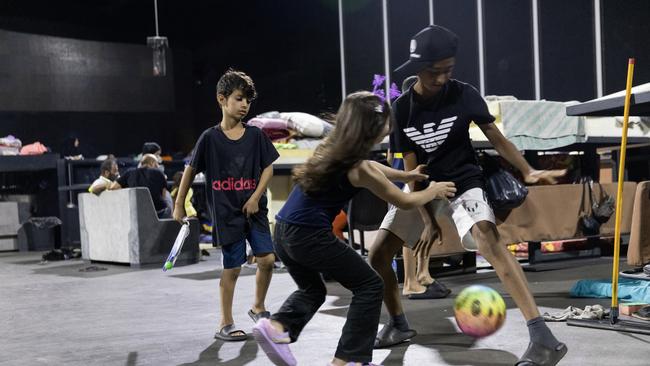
top-left (78, 188), bottom-right (200, 268)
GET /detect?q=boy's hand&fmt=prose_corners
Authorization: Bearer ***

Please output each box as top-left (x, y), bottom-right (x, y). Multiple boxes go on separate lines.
top-left (173, 203), bottom-right (186, 223)
top-left (428, 181), bottom-right (456, 199)
top-left (405, 164), bottom-right (429, 182)
top-left (242, 197), bottom-right (260, 217)
top-left (524, 169), bottom-right (566, 185)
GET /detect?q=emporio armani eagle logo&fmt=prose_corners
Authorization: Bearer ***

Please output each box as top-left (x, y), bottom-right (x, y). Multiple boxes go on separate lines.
top-left (403, 116), bottom-right (457, 153)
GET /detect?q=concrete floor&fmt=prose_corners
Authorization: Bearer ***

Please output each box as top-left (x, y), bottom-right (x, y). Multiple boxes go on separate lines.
top-left (1, 250), bottom-right (650, 366)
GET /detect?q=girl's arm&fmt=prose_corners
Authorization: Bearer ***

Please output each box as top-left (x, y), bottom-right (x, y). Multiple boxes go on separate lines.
top-left (348, 160), bottom-right (455, 210)
top-left (367, 160), bottom-right (428, 183)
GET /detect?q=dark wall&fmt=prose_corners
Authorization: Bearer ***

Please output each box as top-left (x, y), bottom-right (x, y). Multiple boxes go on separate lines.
top-left (342, 0), bottom-right (385, 96)
top-left (0, 0), bottom-right (341, 156)
top-left (191, 0), bottom-right (342, 133)
top-left (1, 0), bottom-right (649, 159)
top-left (539, 0), bottom-right (595, 102)
top-left (0, 29), bottom-right (174, 112)
top-left (432, 0), bottom-right (480, 89)
top-left (0, 45), bottom-right (194, 157)
top-left (602, 0), bottom-right (650, 94)
top-left (388, 0), bottom-right (430, 89)
top-left (345, 0), bottom-right (649, 103)
top-left (483, 0), bottom-right (534, 99)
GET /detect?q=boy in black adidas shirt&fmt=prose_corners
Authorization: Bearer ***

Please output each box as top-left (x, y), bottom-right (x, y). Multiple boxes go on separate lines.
top-left (369, 25), bottom-right (567, 366)
top-left (174, 69), bottom-right (279, 342)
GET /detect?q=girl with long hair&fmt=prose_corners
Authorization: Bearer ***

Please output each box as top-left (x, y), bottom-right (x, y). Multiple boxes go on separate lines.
top-left (252, 91), bottom-right (456, 366)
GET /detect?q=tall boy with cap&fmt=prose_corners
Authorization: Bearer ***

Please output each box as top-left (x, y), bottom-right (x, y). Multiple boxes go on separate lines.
top-left (368, 25), bottom-right (567, 366)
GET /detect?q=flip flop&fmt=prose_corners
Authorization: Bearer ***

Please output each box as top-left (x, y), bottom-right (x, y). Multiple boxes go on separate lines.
top-left (619, 267), bottom-right (650, 281)
top-left (408, 281), bottom-right (451, 300)
top-left (248, 309), bottom-right (271, 323)
top-left (252, 318), bottom-right (296, 366)
top-left (214, 324), bottom-right (247, 341)
top-left (374, 323), bottom-right (417, 349)
top-left (515, 342), bottom-right (568, 366)
top-left (632, 305), bottom-right (650, 321)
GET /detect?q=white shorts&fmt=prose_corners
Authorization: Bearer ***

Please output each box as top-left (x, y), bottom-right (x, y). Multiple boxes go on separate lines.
top-left (379, 187), bottom-right (496, 251)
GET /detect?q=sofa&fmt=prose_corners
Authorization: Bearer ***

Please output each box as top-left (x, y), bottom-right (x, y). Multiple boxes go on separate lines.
top-left (78, 188), bottom-right (200, 268)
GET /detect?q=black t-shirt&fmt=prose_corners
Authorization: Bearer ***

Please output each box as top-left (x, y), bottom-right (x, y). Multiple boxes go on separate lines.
top-left (190, 124), bottom-right (279, 246)
top-left (390, 79), bottom-right (495, 195)
top-left (117, 167), bottom-right (168, 211)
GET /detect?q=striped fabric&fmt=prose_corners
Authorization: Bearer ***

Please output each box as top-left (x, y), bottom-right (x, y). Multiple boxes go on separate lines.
top-left (500, 100), bottom-right (585, 150)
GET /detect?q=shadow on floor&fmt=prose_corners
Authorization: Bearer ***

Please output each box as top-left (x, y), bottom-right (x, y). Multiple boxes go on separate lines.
top-left (318, 288), bottom-right (519, 366)
top-left (31, 261), bottom-right (134, 278)
top-left (177, 338), bottom-right (259, 366)
top-left (125, 351), bottom-right (138, 366)
top-left (169, 267), bottom-right (257, 281)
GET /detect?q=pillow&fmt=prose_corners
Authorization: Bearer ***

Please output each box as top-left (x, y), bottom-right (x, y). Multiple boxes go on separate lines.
top-left (280, 112), bottom-right (327, 138)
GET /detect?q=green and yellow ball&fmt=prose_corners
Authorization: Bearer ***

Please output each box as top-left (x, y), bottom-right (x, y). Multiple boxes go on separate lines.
top-left (454, 285), bottom-right (506, 338)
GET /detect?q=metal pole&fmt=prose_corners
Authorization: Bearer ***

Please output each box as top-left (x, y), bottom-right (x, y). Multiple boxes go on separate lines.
top-left (154, 0), bottom-right (160, 37)
top-left (610, 58), bottom-right (635, 323)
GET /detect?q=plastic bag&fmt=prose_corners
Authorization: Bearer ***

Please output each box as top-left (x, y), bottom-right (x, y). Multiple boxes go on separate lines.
top-left (24, 217), bottom-right (62, 229)
top-left (485, 169), bottom-right (528, 210)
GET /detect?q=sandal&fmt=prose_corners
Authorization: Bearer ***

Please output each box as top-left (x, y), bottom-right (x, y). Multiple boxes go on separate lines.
top-left (374, 323), bottom-right (417, 348)
top-left (408, 281), bottom-right (451, 300)
top-left (632, 305), bottom-right (650, 320)
top-left (214, 324), bottom-right (247, 341)
top-left (252, 318), bottom-right (296, 366)
top-left (248, 309), bottom-right (271, 323)
top-left (516, 342), bottom-right (567, 366)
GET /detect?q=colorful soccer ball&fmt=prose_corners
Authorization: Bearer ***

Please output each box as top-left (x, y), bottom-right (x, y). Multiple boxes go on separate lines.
top-left (454, 285), bottom-right (506, 338)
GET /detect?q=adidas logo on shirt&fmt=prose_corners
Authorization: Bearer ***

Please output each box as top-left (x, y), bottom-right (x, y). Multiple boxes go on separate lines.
top-left (403, 116), bottom-right (457, 153)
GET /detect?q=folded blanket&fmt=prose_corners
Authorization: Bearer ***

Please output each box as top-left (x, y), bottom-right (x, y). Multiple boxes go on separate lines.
top-left (247, 118), bottom-right (291, 141)
top-left (500, 100), bottom-right (586, 150)
top-left (570, 278), bottom-right (650, 303)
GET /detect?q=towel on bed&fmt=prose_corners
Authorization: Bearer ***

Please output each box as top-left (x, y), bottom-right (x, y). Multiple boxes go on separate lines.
top-left (500, 100), bottom-right (586, 150)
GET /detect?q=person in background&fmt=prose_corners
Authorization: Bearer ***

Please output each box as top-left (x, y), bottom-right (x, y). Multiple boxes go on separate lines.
top-left (89, 158), bottom-right (119, 195)
top-left (61, 135), bottom-right (84, 160)
top-left (142, 142), bottom-right (162, 159)
top-left (110, 154), bottom-right (170, 218)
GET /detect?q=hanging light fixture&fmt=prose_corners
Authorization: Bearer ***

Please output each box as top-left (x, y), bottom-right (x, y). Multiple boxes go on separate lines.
top-left (147, 0), bottom-right (168, 76)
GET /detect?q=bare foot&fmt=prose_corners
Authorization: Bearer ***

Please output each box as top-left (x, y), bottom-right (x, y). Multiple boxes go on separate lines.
top-left (402, 282), bottom-right (427, 295)
top-left (417, 274), bottom-right (434, 286)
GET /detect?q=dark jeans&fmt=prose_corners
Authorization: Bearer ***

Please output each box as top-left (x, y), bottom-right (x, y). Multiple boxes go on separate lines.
top-left (271, 221), bottom-right (384, 363)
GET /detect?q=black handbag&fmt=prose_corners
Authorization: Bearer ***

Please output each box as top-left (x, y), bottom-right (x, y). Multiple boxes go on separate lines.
top-left (591, 181), bottom-right (615, 223)
top-left (578, 178), bottom-right (601, 236)
top-left (482, 154), bottom-right (528, 210)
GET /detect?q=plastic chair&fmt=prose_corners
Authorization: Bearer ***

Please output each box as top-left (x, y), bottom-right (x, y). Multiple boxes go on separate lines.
top-left (346, 188), bottom-right (388, 256)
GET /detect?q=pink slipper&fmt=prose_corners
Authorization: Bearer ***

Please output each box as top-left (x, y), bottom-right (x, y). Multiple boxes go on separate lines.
top-left (252, 318), bottom-right (296, 366)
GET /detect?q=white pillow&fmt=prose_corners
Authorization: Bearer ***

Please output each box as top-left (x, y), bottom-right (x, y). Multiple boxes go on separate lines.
top-left (280, 112), bottom-right (326, 138)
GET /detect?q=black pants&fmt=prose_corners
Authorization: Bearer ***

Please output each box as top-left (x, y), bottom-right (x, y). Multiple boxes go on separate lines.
top-left (271, 221), bottom-right (384, 363)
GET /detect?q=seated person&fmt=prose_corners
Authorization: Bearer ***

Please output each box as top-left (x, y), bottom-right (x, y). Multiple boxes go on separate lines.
top-left (89, 159), bottom-right (119, 195)
top-left (142, 141), bottom-right (162, 158)
top-left (110, 154), bottom-right (171, 218)
top-left (171, 171), bottom-right (197, 218)
top-left (140, 141), bottom-right (167, 177)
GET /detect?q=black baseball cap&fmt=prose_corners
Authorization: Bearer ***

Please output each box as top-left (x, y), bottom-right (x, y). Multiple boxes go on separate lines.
top-left (394, 25), bottom-right (459, 75)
